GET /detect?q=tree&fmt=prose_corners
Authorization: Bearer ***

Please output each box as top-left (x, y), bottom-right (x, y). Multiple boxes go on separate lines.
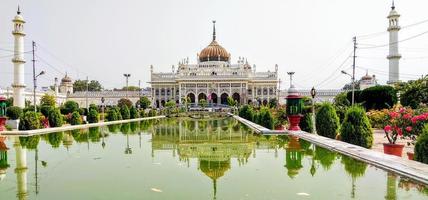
top-left (73, 79), bottom-right (103, 92)
top-left (400, 76), bottom-right (428, 108)
top-left (70, 111), bottom-right (82, 125)
top-left (239, 105), bottom-right (254, 121)
top-left (121, 86), bottom-right (140, 91)
top-left (19, 111), bottom-right (41, 130)
top-left (106, 108), bottom-right (118, 121)
top-left (120, 106), bottom-right (130, 120)
top-left (360, 85), bottom-right (397, 110)
top-left (87, 109), bottom-right (99, 123)
top-left (227, 97), bottom-right (236, 107)
top-left (61, 100), bottom-right (79, 115)
top-left (118, 98), bottom-right (133, 108)
top-left (129, 106), bottom-right (139, 119)
top-left (40, 94), bottom-right (56, 107)
top-left (316, 102), bottom-right (340, 139)
top-left (269, 98), bottom-right (278, 108)
top-left (137, 96), bottom-right (151, 109)
top-left (48, 108), bottom-right (64, 127)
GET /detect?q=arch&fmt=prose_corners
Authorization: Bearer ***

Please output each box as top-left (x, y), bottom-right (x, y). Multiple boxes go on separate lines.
top-left (161, 100), bottom-right (166, 107)
top-left (156, 100), bottom-right (160, 108)
top-left (220, 93), bottom-right (229, 105)
top-left (187, 93), bottom-right (196, 103)
top-left (176, 100), bottom-right (179, 104)
top-left (198, 93), bottom-right (207, 101)
top-left (211, 93), bottom-right (218, 104)
top-left (248, 100), bottom-right (252, 104)
top-left (262, 99), bottom-right (268, 106)
top-left (232, 93), bottom-right (240, 104)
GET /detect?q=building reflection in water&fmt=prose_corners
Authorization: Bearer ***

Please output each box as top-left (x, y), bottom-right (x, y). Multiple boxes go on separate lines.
top-left (151, 118), bottom-right (272, 199)
top-left (14, 137), bottom-right (28, 200)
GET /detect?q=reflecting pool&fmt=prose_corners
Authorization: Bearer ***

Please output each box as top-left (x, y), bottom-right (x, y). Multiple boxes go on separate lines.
top-left (0, 117), bottom-right (427, 199)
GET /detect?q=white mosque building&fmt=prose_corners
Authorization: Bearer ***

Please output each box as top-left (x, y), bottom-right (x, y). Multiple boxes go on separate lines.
top-left (149, 21), bottom-right (279, 108)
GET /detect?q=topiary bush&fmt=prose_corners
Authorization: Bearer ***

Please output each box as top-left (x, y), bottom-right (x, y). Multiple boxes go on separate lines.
top-left (148, 109), bottom-right (157, 117)
top-left (19, 111), bottom-right (41, 130)
top-left (6, 106), bottom-right (23, 120)
top-left (87, 108), bottom-right (99, 123)
top-left (61, 100), bottom-right (79, 115)
top-left (106, 108), bottom-right (118, 121)
top-left (140, 110), bottom-right (146, 118)
top-left (113, 106), bottom-right (122, 120)
top-left (315, 102), bottom-right (340, 139)
top-left (258, 106), bottom-right (274, 129)
top-left (129, 106), bottom-right (139, 119)
top-left (340, 106), bottom-right (373, 148)
top-left (414, 124), bottom-right (428, 164)
top-left (40, 105), bottom-right (53, 118)
top-left (300, 113), bottom-right (314, 133)
top-left (70, 111), bottom-right (82, 125)
top-left (360, 85), bottom-right (397, 110)
top-left (239, 105), bottom-right (254, 121)
top-left (48, 108), bottom-right (64, 127)
top-left (120, 106), bottom-right (130, 120)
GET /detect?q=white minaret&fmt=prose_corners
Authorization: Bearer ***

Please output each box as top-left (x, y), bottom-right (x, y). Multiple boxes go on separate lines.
top-left (387, 1), bottom-right (401, 84)
top-left (12, 7), bottom-right (26, 108)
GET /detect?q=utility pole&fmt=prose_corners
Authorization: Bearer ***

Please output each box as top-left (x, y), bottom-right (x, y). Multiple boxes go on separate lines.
top-left (32, 41), bottom-right (36, 112)
top-left (123, 74), bottom-right (131, 99)
top-left (86, 76), bottom-right (89, 111)
top-left (351, 36), bottom-right (357, 106)
top-left (138, 80), bottom-right (141, 100)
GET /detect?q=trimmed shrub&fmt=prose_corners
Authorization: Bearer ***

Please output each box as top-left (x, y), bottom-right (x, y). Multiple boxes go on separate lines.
top-left (148, 109), bottom-right (157, 117)
top-left (259, 107), bottom-right (274, 129)
top-left (23, 105), bottom-right (39, 114)
top-left (300, 113), bottom-right (314, 133)
top-left (340, 106), bottom-right (373, 148)
top-left (19, 111), bottom-right (41, 130)
top-left (61, 100), bottom-right (79, 114)
top-left (106, 108), bottom-right (118, 121)
top-left (138, 96), bottom-right (151, 109)
top-left (79, 108), bottom-right (87, 116)
top-left (118, 98), bottom-right (133, 108)
top-left (140, 110), bottom-right (146, 118)
top-left (89, 104), bottom-right (98, 112)
top-left (40, 105), bottom-right (54, 118)
top-left (239, 105), bottom-right (254, 121)
top-left (87, 109), bottom-right (99, 123)
top-left (48, 108), bottom-right (64, 127)
top-left (120, 106), bottom-right (130, 120)
top-left (361, 85), bottom-right (397, 110)
top-left (129, 106), bottom-right (139, 119)
top-left (346, 90), bottom-right (363, 105)
top-left (414, 124), bottom-right (428, 164)
top-left (316, 102), bottom-right (340, 139)
top-left (6, 106), bottom-right (23, 120)
top-left (70, 111), bottom-right (82, 125)
top-left (113, 106), bottom-right (122, 120)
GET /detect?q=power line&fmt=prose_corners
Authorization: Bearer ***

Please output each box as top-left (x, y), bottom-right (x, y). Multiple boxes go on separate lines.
top-left (360, 29), bottom-right (428, 49)
top-left (316, 53), bottom-right (353, 87)
top-left (357, 18), bottom-right (428, 40)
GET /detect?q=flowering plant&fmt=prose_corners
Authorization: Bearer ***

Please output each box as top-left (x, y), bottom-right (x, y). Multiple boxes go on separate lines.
top-left (383, 107), bottom-right (428, 144)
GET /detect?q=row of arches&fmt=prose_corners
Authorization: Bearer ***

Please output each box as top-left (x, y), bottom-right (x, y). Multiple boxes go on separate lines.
top-left (186, 92), bottom-right (240, 105)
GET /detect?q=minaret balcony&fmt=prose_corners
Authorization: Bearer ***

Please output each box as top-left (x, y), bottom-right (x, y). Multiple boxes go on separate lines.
top-left (387, 54), bottom-right (402, 59)
top-left (11, 84), bottom-right (26, 88)
top-left (12, 58), bottom-right (26, 63)
top-left (12, 30), bottom-right (26, 36)
top-left (387, 26), bottom-right (401, 31)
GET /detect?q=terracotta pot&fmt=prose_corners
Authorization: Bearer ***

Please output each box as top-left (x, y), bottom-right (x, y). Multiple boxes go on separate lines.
top-left (407, 152), bottom-right (414, 160)
top-left (383, 143), bottom-right (404, 157)
top-left (287, 115), bottom-right (302, 131)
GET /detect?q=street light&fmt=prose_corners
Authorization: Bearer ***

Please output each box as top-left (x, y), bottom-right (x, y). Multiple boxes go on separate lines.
top-left (341, 70), bottom-right (355, 106)
top-left (123, 74), bottom-right (131, 99)
top-left (310, 87), bottom-right (317, 134)
top-left (33, 70), bottom-right (45, 112)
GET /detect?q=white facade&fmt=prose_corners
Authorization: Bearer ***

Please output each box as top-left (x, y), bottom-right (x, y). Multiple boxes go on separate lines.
top-left (0, 87), bottom-right (67, 106)
top-left (67, 90), bottom-right (151, 107)
top-left (150, 22), bottom-right (279, 108)
top-left (387, 2), bottom-right (401, 84)
top-left (11, 8), bottom-right (26, 108)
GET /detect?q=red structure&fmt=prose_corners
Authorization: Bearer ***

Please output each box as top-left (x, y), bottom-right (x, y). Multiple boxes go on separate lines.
top-left (0, 97), bottom-right (7, 132)
top-left (286, 85), bottom-right (303, 131)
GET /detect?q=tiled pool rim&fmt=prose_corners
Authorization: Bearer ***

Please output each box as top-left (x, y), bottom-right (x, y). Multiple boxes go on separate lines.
top-left (230, 113), bottom-right (428, 185)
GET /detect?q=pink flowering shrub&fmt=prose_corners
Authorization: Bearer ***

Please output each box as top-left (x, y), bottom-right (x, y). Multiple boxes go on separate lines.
top-left (383, 106), bottom-right (428, 144)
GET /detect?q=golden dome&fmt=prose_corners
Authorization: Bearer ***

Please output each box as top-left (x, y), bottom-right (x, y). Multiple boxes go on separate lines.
top-left (199, 160), bottom-right (230, 180)
top-left (199, 21), bottom-right (230, 62)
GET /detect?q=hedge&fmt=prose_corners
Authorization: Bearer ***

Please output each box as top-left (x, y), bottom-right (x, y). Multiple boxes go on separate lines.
top-left (70, 111), bottom-right (82, 125)
top-left (360, 85), bottom-right (397, 110)
top-left (48, 108), bottom-right (64, 128)
top-left (414, 124), bottom-right (428, 164)
top-left (87, 109), bottom-right (99, 123)
top-left (129, 106), bottom-right (139, 119)
top-left (120, 106), bottom-right (130, 120)
top-left (19, 111), bottom-right (41, 130)
top-left (6, 106), bottom-right (23, 120)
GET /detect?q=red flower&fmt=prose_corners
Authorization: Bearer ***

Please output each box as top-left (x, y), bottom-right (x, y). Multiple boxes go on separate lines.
top-left (384, 125), bottom-right (392, 132)
top-left (399, 108), bottom-right (406, 113)
top-left (403, 114), bottom-right (412, 119)
top-left (389, 112), bottom-right (399, 119)
top-left (405, 126), bottom-right (413, 132)
top-left (397, 128), bottom-right (403, 136)
top-left (411, 117), bottom-right (418, 124)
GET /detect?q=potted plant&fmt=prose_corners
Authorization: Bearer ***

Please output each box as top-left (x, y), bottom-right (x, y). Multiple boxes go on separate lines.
top-left (5, 106), bottom-right (23, 130)
top-left (383, 108), bottom-right (421, 157)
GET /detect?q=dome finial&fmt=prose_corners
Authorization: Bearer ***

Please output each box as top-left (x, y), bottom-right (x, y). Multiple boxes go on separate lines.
top-left (391, 0), bottom-right (395, 10)
top-left (17, 5), bottom-right (21, 15)
top-left (212, 20), bottom-right (216, 41)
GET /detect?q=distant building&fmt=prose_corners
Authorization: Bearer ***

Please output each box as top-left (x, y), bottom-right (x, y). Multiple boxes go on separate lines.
top-left (59, 73), bottom-right (73, 95)
top-left (359, 71), bottom-right (377, 90)
top-left (150, 21), bottom-right (279, 108)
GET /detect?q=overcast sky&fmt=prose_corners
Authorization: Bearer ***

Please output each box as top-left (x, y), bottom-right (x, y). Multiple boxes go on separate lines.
top-left (0, 0), bottom-right (427, 90)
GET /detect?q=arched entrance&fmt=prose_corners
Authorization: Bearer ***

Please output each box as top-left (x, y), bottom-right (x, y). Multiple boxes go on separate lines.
top-left (220, 93), bottom-right (229, 105)
top-left (248, 100), bottom-right (252, 105)
top-left (161, 100), bottom-right (166, 107)
top-left (211, 93), bottom-right (218, 104)
top-left (156, 100), bottom-right (160, 108)
top-left (262, 99), bottom-right (268, 106)
top-left (232, 93), bottom-right (240, 105)
top-left (187, 93), bottom-right (195, 103)
top-left (198, 93), bottom-right (207, 101)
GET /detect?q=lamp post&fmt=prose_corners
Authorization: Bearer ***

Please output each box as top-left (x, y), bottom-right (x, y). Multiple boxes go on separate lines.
top-left (101, 97), bottom-right (105, 121)
top-left (33, 71), bottom-right (45, 112)
top-left (310, 87), bottom-right (317, 134)
top-left (341, 70), bottom-right (355, 106)
top-left (123, 74), bottom-right (131, 99)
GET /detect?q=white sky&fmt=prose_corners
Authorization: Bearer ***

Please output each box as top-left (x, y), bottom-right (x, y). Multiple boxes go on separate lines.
top-left (0, 0), bottom-right (427, 90)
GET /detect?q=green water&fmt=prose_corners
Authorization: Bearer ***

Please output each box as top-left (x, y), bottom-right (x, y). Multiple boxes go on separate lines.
top-left (0, 117), bottom-right (427, 200)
